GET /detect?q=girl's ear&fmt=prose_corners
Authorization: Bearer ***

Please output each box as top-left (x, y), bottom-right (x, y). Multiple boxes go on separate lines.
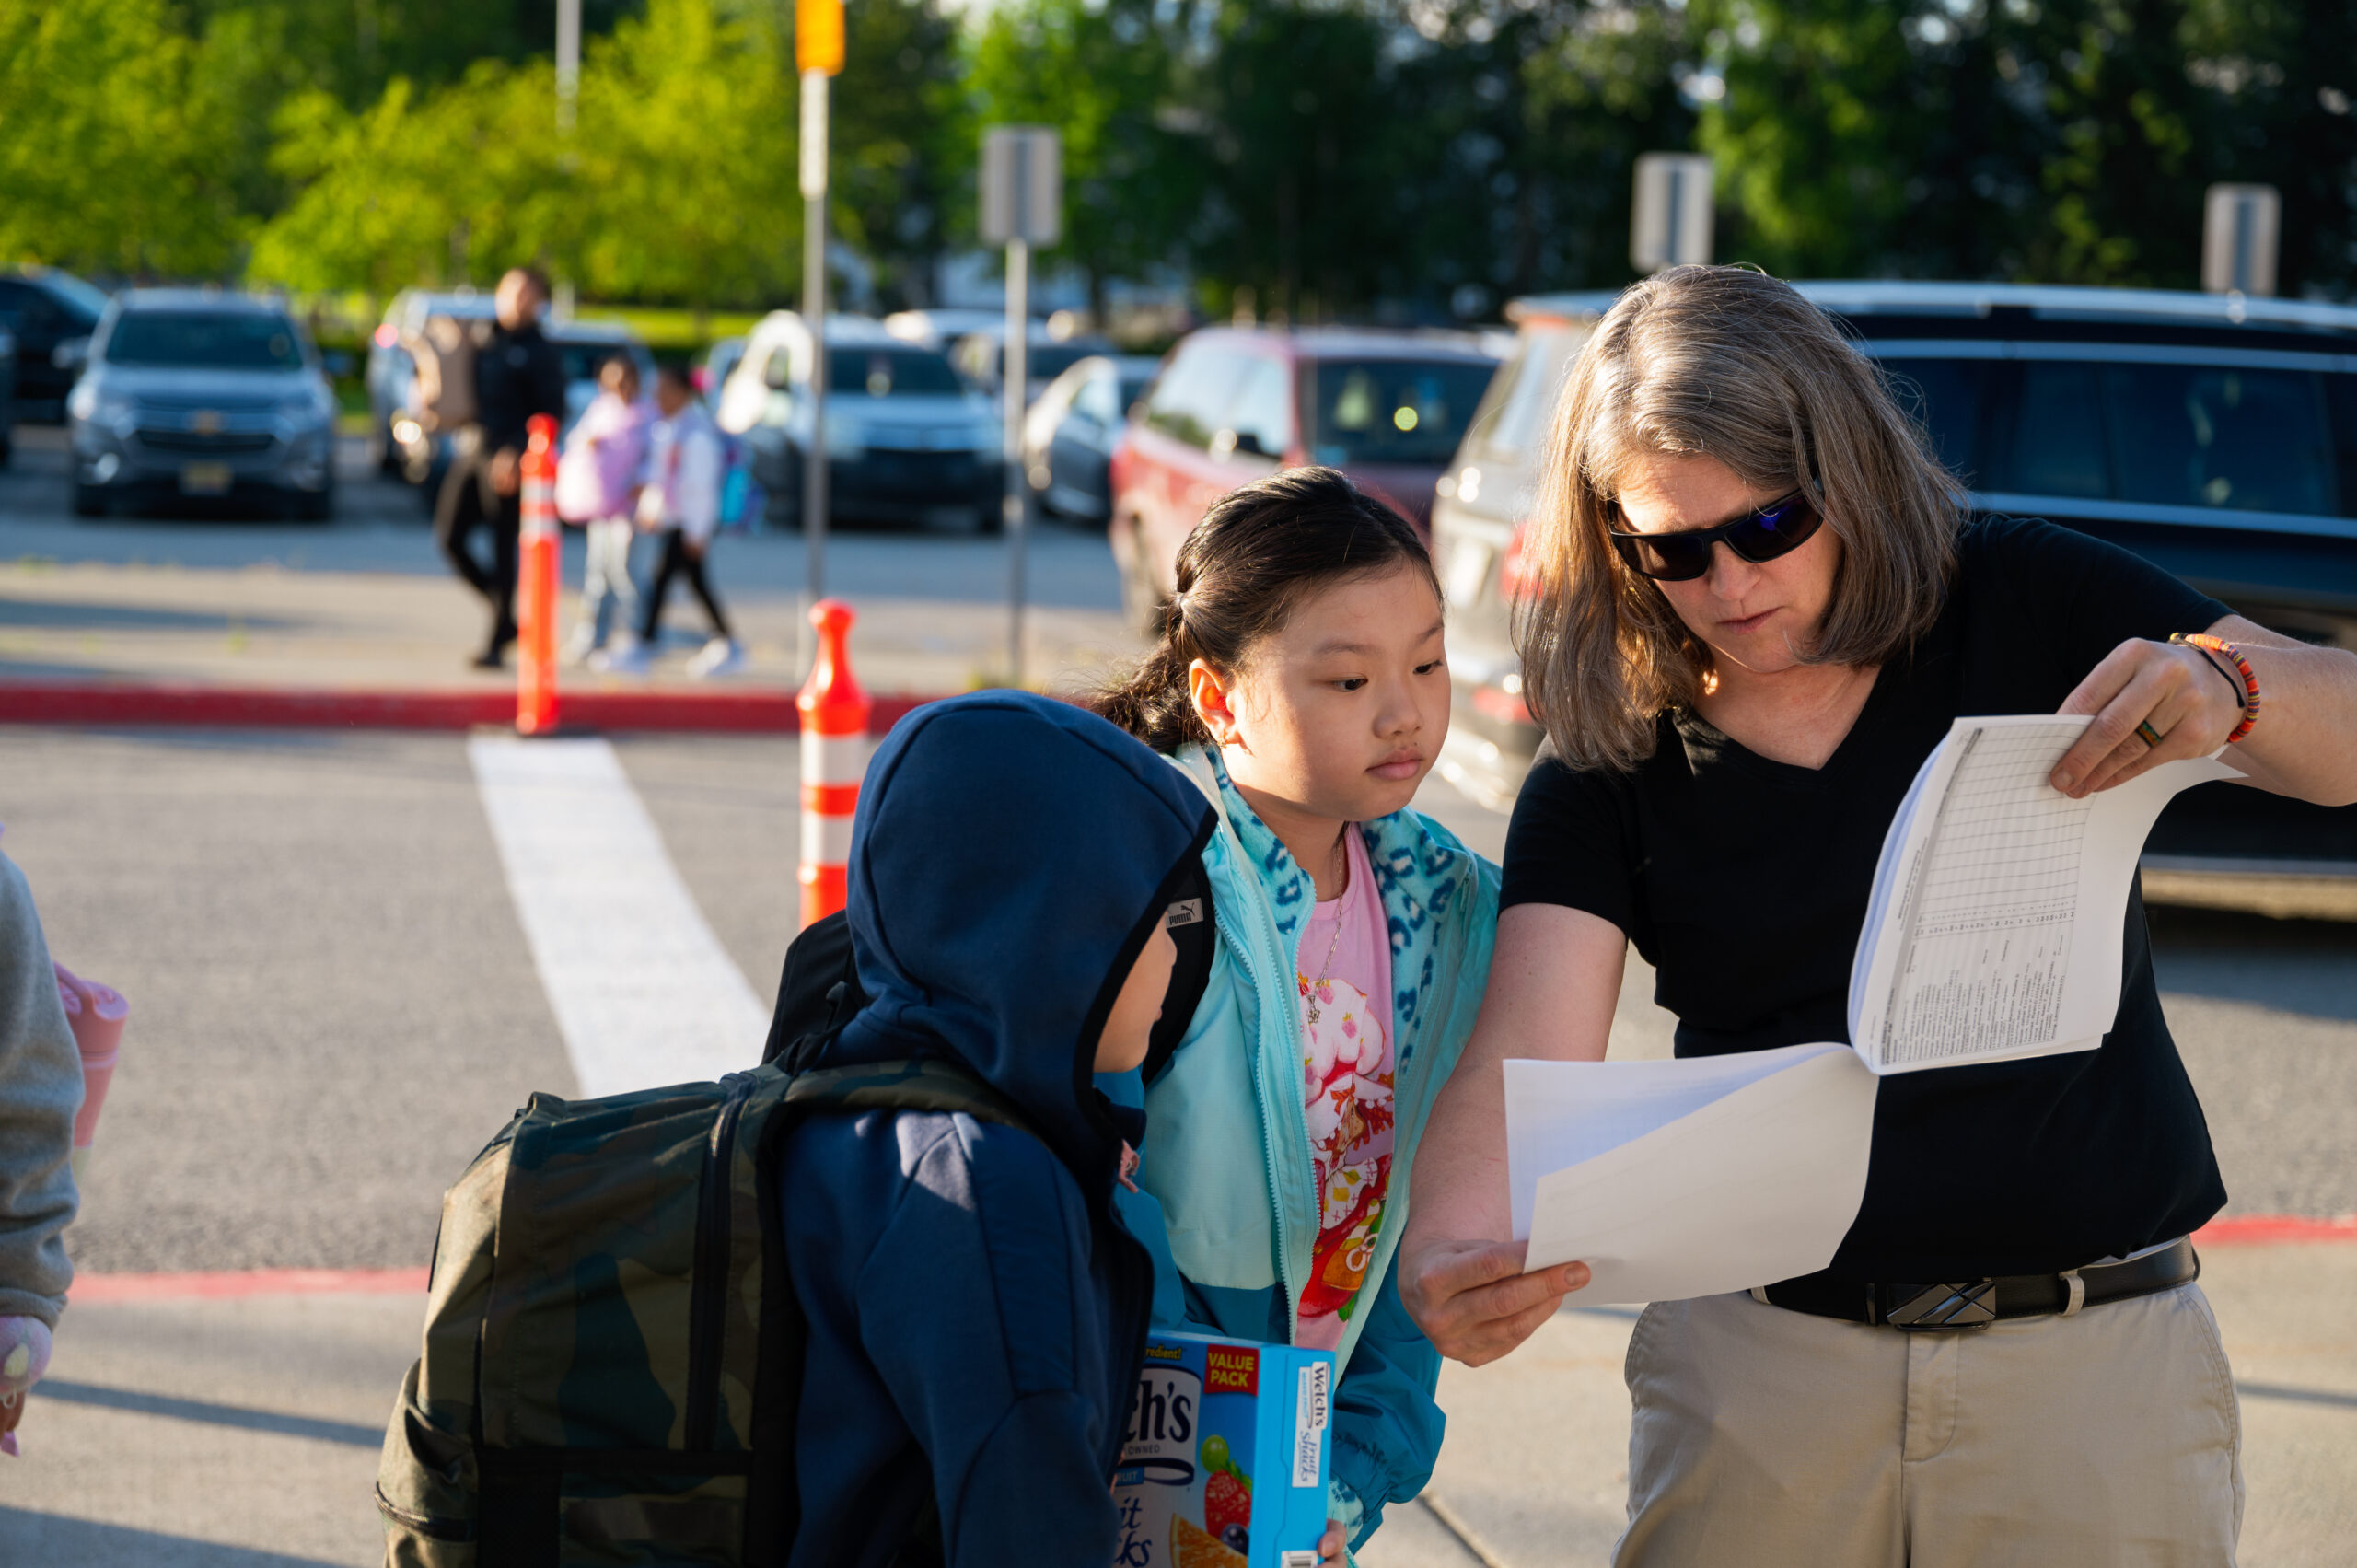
top-left (1188, 658), bottom-right (1246, 750)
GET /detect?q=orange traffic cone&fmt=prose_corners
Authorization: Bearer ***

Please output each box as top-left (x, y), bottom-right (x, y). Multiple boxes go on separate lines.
top-left (517, 413), bottom-right (561, 736)
top-left (798, 599), bottom-right (872, 927)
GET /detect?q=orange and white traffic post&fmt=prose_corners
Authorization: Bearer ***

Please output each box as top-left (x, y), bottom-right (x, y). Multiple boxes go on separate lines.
top-left (516, 412), bottom-right (562, 736)
top-left (797, 598), bottom-right (871, 926)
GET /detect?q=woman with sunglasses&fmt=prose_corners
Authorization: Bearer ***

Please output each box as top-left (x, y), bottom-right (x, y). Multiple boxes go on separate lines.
top-left (1397, 265), bottom-right (2357, 1566)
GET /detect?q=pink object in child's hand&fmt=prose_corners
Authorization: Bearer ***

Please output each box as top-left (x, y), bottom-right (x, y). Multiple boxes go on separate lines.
top-left (0, 1315), bottom-right (53, 1455)
top-left (53, 964), bottom-right (127, 1152)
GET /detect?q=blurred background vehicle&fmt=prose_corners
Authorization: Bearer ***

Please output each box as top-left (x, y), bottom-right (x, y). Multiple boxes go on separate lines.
top-left (366, 289), bottom-right (493, 473)
top-left (67, 289), bottom-right (339, 519)
top-left (1428, 281), bottom-right (2357, 868)
top-left (692, 335), bottom-right (746, 398)
top-left (1108, 325), bottom-right (1497, 624)
top-left (950, 319), bottom-right (1117, 408)
top-left (880, 308), bottom-right (1004, 352)
top-left (1020, 353), bottom-right (1160, 527)
top-left (0, 328), bottom-right (16, 465)
top-left (717, 312), bottom-right (1003, 533)
top-left (0, 267), bottom-right (110, 424)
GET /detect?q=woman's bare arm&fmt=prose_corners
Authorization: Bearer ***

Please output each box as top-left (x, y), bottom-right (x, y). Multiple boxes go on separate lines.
top-left (2053, 615), bottom-right (2357, 805)
top-left (1399, 904), bottom-right (1625, 1365)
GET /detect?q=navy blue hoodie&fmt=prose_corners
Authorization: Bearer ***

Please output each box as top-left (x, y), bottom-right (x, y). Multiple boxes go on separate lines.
top-left (778, 691), bottom-right (1215, 1568)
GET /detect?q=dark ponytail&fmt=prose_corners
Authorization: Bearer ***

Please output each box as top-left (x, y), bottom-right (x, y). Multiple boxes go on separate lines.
top-left (1096, 466), bottom-right (1441, 753)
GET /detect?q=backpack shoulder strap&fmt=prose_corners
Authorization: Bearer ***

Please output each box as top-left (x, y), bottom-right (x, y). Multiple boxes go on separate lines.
top-left (784, 1057), bottom-right (1039, 1141)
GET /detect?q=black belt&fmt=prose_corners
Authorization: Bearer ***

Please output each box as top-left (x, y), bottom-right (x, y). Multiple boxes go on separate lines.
top-left (1757, 1237), bottom-right (2199, 1330)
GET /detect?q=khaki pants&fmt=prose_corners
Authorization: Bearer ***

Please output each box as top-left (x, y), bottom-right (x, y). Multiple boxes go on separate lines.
top-left (1614, 1284), bottom-right (2242, 1568)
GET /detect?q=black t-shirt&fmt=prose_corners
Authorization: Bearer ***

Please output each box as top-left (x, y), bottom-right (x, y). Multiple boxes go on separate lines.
top-left (1502, 517), bottom-right (2234, 1282)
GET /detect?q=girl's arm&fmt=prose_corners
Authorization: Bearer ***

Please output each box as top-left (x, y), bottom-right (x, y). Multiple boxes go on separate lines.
top-left (1398, 904), bottom-right (1621, 1365)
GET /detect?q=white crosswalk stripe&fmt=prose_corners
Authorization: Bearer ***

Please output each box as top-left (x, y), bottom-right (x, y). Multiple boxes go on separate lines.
top-left (469, 735), bottom-right (769, 1098)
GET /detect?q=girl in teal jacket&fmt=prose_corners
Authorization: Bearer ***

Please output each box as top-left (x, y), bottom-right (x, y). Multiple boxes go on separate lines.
top-left (1097, 468), bottom-right (1498, 1557)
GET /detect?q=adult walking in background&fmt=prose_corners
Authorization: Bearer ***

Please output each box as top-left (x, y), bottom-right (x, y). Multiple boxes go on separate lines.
top-left (434, 267), bottom-right (566, 669)
top-left (602, 366), bottom-right (739, 679)
top-left (1398, 266), bottom-right (2357, 1565)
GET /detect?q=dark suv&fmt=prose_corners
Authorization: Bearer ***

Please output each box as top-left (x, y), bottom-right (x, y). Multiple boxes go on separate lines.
top-left (1432, 282), bottom-right (2357, 868)
top-left (0, 267), bottom-right (108, 422)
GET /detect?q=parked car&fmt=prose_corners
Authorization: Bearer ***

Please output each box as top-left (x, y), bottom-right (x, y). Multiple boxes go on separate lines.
top-left (1021, 354), bottom-right (1160, 525)
top-left (367, 289), bottom-right (494, 472)
top-left (1108, 327), bottom-right (1499, 624)
top-left (716, 312), bottom-right (1003, 532)
top-left (0, 267), bottom-right (109, 422)
top-left (0, 328), bottom-right (16, 465)
top-left (881, 308), bottom-right (1005, 350)
top-left (693, 336), bottom-right (746, 398)
top-left (67, 290), bottom-right (339, 519)
top-left (1428, 280), bottom-right (2357, 867)
top-left (951, 323), bottom-right (1119, 407)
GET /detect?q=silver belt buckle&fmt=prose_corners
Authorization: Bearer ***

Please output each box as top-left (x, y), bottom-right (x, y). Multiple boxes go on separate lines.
top-left (1884, 1279), bottom-right (1997, 1330)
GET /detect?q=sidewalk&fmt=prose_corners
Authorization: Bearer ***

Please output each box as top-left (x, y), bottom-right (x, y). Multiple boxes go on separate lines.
top-left (5, 1242), bottom-right (2349, 1567)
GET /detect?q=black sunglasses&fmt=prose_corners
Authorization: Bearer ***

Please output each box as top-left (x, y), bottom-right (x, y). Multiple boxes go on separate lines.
top-left (1608, 489), bottom-right (1824, 582)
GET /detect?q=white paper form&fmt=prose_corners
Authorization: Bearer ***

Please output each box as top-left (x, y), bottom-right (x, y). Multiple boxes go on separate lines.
top-left (1849, 715), bottom-right (2237, 1074)
top-left (1506, 1046), bottom-right (1879, 1304)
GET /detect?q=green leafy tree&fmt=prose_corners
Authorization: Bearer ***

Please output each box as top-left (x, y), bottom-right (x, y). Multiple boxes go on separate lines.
top-left (829, 0), bottom-right (970, 310)
top-left (0, 0), bottom-right (246, 277)
top-left (964, 0), bottom-right (1197, 319)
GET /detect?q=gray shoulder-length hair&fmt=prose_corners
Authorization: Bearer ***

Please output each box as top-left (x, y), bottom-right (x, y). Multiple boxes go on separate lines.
top-left (1514, 265), bottom-right (1965, 772)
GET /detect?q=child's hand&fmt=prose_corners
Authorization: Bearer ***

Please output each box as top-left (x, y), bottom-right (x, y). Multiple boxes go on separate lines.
top-left (1117, 1141), bottom-right (1141, 1193)
top-left (1318, 1518), bottom-right (1346, 1566)
top-left (0, 1317), bottom-right (52, 1458)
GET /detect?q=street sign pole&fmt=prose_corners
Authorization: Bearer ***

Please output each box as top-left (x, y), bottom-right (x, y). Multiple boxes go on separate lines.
top-left (980, 126), bottom-right (1061, 686)
top-left (2203, 184), bottom-right (2282, 298)
top-left (801, 70), bottom-right (830, 610)
top-left (796, 0), bottom-right (843, 657)
top-left (1631, 153), bottom-right (1714, 273)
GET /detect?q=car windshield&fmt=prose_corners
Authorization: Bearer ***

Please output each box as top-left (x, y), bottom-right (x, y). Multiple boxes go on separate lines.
top-left (1026, 343), bottom-right (1100, 381)
top-left (832, 346), bottom-right (962, 397)
top-left (106, 311), bottom-right (305, 370)
top-left (1305, 358), bottom-right (1496, 466)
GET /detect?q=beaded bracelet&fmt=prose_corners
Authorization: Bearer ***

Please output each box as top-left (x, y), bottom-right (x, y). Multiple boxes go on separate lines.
top-left (2170, 633), bottom-right (2260, 744)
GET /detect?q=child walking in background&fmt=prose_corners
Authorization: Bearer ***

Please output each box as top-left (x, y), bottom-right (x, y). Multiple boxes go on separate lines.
top-left (1095, 467), bottom-right (1498, 1562)
top-left (774, 691), bottom-right (1214, 1564)
top-left (0, 843), bottom-right (84, 1457)
top-left (556, 355), bottom-right (650, 665)
top-left (601, 365), bottom-right (739, 679)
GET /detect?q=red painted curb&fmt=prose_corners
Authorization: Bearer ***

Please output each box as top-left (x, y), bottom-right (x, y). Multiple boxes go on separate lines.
top-left (0, 681), bottom-right (934, 736)
top-left (2194, 1214), bottom-right (2357, 1245)
top-left (73, 1267), bottom-right (431, 1303)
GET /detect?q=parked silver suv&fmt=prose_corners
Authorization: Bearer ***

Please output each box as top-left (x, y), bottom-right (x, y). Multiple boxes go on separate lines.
top-left (68, 290), bottom-right (338, 518)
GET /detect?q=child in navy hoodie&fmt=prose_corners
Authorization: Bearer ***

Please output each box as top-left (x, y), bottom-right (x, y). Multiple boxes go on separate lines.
top-left (776, 691), bottom-right (1216, 1567)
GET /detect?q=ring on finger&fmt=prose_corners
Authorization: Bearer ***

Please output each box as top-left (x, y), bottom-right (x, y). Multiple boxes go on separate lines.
top-left (2135, 719), bottom-right (2165, 749)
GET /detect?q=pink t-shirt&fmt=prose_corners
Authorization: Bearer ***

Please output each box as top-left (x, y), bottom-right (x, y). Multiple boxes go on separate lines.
top-left (1295, 827), bottom-right (1395, 1349)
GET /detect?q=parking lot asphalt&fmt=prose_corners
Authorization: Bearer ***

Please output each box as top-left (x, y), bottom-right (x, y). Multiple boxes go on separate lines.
top-left (0, 432), bottom-right (2350, 1565)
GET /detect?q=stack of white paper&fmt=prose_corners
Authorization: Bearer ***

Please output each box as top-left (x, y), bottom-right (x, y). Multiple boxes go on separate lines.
top-left (1508, 714), bottom-right (2237, 1304)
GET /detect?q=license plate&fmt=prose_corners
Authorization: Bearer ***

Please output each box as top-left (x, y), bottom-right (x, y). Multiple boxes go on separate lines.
top-left (180, 462), bottom-right (234, 495)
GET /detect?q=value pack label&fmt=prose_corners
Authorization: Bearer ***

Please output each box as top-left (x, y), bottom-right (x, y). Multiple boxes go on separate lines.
top-left (1112, 1330), bottom-right (1335, 1568)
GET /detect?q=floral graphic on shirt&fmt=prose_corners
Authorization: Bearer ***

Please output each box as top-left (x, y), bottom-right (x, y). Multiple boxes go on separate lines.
top-left (1297, 970), bottom-right (1394, 1342)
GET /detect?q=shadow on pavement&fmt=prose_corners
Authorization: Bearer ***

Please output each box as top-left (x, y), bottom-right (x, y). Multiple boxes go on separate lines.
top-left (36, 1379), bottom-right (384, 1448)
top-left (2149, 904), bottom-right (2357, 1023)
top-left (0, 1509), bottom-right (356, 1567)
top-left (0, 600), bottom-right (306, 633)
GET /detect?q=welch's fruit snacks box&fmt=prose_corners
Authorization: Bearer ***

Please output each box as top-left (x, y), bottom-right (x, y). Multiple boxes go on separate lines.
top-left (1113, 1330), bottom-right (1335, 1568)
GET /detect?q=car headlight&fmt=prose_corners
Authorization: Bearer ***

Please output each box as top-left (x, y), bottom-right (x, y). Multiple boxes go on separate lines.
top-left (278, 387), bottom-right (335, 430)
top-left (71, 387), bottom-right (136, 436)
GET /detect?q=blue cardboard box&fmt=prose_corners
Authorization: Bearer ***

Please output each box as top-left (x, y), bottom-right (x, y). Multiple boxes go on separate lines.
top-left (1112, 1330), bottom-right (1335, 1568)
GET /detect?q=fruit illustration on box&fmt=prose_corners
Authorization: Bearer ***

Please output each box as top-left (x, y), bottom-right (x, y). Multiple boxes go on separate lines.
top-left (1113, 1331), bottom-right (1332, 1567)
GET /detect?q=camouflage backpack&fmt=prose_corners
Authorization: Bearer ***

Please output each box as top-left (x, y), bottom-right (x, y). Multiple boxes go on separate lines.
top-left (375, 1056), bottom-right (1038, 1567)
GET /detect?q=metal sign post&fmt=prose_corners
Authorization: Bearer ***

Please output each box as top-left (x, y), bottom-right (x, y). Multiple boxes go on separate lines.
top-left (798, 0), bottom-right (843, 640)
top-left (980, 126), bottom-right (1062, 685)
top-left (2202, 184), bottom-right (2281, 297)
top-left (1631, 153), bottom-right (1714, 273)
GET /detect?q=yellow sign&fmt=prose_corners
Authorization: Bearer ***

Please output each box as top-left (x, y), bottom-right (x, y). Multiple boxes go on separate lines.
top-left (796, 0), bottom-right (843, 75)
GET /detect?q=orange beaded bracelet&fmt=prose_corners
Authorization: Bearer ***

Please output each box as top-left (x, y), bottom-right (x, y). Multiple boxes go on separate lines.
top-left (2170, 633), bottom-right (2260, 744)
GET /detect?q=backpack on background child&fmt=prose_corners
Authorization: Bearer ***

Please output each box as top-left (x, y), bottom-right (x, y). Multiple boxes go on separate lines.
top-left (377, 692), bottom-right (1221, 1567)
